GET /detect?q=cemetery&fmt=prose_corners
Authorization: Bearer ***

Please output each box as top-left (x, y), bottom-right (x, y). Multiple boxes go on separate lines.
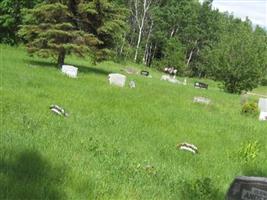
top-left (1, 46), bottom-right (267, 199)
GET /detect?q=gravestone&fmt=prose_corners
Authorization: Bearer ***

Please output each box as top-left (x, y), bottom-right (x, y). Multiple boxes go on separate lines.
top-left (258, 98), bottom-right (267, 121)
top-left (108, 73), bottom-right (126, 87)
top-left (61, 65), bottom-right (78, 78)
top-left (140, 70), bottom-right (149, 76)
top-left (124, 67), bottom-right (139, 74)
top-left (226, 176), bottom-right (267, 200)
top-left (193, 97), bottom-right (211, 105)
top-left (194, 82), bottom-right (208, 89)
top-left (129, 80), bottom-right (136, 88)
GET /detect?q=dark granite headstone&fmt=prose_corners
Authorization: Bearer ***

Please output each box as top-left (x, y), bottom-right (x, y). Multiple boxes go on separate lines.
top-left (140, 70), bottom-right (149, 76)
top-left (226, 176), bottom-right (267, 200)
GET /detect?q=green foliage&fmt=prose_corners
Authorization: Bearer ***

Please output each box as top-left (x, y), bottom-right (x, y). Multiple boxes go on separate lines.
top-left (238, 141), bottom-right (261, 163)
top-left (241, 102), bottom-right (259, 116)
top-left (0, 0), bottom-right (41, 44)
top-left (202, 21), bottom-right (267, 93)
top-left (19, 0), bottom-right (127, 66)
top-left (19, 3), bottom-right (99, 66)
top-left (153, 38), bottom-right (185, 73)
top-left (261, 78), bottom-right (267, 86)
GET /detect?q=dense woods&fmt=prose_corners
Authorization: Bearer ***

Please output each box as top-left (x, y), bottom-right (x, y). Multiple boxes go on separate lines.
top-left (1, 0), bottom-right (266, 93)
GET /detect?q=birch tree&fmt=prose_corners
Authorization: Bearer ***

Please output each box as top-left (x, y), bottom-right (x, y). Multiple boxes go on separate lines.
top-left (132, 0), bottom-right (152, 62)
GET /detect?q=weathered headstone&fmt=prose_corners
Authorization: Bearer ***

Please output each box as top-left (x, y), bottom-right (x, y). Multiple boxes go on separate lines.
top-left (258, 98), bottom-right (267, 121)
top-left (160, 75), bottom-right (183, 84)
top-left (226, 176), bottom-right (267, 200)
top-left (193, 97), bottom-right (211, 105)
top-left (61, 65), bottom-right (78, 78)
top-left (124, 67), bottom-right (139, 74)
top-left (108, 73), bottom-right (126, 87)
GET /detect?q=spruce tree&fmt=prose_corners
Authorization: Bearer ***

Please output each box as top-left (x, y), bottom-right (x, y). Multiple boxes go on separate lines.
top-left (19, 0), bottom-right (127, 66)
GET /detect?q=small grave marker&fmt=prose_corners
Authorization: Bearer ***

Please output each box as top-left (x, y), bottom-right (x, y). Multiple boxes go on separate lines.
top-left (193, 97), bottom-right (211, 105)
top-left (108, 73), bottom-right (126, 87)
top-left (129, 80), bottom-right (136, 88)
top-left (226, 176), bottom-right (267, 200)
top-left (61, 65), bottom-right (78, 78)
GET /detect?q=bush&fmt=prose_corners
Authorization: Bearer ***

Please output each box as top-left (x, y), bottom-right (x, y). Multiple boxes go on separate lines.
top-left (241, 102), bottom-right (259, 116)
top-left (261, 78), bottom-right (267, 86)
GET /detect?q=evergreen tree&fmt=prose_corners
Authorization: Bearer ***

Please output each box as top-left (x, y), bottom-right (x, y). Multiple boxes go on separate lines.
top-left (19, 0), bottom-right (127, 66)
top-left (0, 0), bottom-right (41, 44)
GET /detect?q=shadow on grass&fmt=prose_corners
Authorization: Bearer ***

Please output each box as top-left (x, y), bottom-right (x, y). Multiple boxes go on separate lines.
top-left (26, 59), bottom-right (112, 76)
top-left (180, 177), bottom-right (225, 200)
top-left (0, 150), bottom-right (66, 200)
top-left (242, 166), bottom-right (267, 177)
top-left (75, 64), bottom-right (112, 76)
top-left (27, 59), bottom-right (57, 68)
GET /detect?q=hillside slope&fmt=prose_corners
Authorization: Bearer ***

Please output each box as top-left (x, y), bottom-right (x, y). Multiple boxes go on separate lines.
top-left (1, 45), bottom-right (267, 200)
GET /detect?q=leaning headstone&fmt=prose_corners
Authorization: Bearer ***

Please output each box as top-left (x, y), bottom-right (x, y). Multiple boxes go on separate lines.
top-left (50, 105), bottom-right (69, 117)
top-left (108, 73), bottom-right (126, 87)
top-left (193, 97), bottom-right (211, 105)
top-left (258, 98), bottom-right (267, 121)
top-left (61, 65), bottom-right (78, 78)
top-left (177, 142), bottom-right (198, 154)
top-left (226, 176), bottom-right (267, 200)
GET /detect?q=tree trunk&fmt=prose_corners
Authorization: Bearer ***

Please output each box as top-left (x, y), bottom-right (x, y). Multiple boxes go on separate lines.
top-left (143, 20), bottom-right (153, 64)
top-left (57, 50), bottom-right (65, 68)
top-left (186, 49), bottom-right (194, 67)
top-left (134, 0), bottom-right (151, 63)
top-left (134, 23), bottom-right (144, 62)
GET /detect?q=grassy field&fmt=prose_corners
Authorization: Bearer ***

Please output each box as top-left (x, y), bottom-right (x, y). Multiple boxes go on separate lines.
top-left (1, 45), bottom-right (267, 200)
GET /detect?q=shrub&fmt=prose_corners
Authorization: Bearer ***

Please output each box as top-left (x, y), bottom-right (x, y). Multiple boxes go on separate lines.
top-left (261, 78), bottom-right (267, 86)
top-left (241, 102), bottom-right (259, 116)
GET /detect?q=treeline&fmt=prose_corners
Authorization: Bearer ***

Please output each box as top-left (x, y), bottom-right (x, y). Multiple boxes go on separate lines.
top-left (0, 0), bottom-right (266, 93)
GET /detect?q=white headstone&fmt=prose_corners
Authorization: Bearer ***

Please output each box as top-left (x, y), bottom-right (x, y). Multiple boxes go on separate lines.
top-left (61, 65), bottom-right (78, 78)
top-left (108, 73), bottom-right (126, 87)
top-left (258, 98), bottom-right (267, 112)
top-left (259, 111), bottom-right (267, 121)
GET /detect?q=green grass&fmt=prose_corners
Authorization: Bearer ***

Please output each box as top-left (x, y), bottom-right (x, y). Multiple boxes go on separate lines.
top-left (1, 45), bottom-right (267, 200)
